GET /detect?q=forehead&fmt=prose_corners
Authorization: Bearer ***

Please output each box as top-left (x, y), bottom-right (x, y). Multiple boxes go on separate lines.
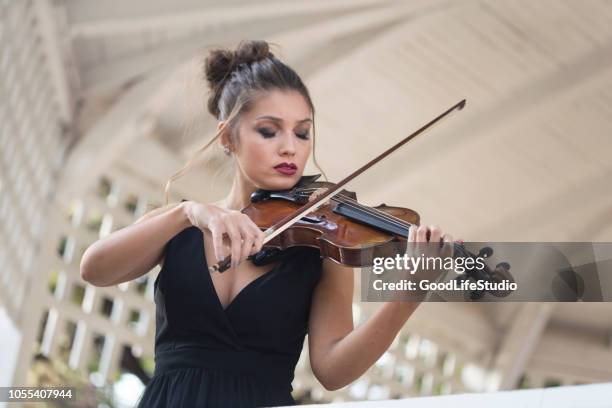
top-left (247, 89), bottom-right (311, 122)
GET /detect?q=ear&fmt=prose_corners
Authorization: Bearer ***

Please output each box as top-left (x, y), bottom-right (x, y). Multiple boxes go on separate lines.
top-left (217, 121), bottom-right (230, 148)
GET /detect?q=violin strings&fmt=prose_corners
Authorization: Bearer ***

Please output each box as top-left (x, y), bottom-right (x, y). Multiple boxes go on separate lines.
top-left (331, 195), bottom-right (459, 248)
top-left (295, 188), bottom-right (410, 229)
top-left (334, 195), bottom-right (414, 232)
top-left (295, 188), bottom-right (412, 230)
top-left (294, 187), bottom-right (415, 232)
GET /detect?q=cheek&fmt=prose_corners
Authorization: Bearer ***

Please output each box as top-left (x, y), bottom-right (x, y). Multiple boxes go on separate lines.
top-left (242, 139), bottom-right (273, 166)
top-left (299, 142), bottom-right (312, 162)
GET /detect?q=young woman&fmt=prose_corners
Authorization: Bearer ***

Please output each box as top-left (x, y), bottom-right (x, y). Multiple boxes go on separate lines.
top-left (80, 40), bottom-right (454, 407)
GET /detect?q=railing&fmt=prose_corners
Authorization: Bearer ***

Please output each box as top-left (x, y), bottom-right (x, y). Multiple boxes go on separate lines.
top-left (289, 382), bottom-right (612, 407)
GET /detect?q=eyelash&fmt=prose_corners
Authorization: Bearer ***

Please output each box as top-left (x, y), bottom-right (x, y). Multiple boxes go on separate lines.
top-left (257, 128), bottom-right (310, 140)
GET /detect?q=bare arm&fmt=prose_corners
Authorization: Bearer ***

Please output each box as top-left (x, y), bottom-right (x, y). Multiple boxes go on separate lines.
top-left (80, 201), bottom-right (191, 287)
top-left (308, 225), bottom-right (453, 391)
top-left (308, 259), bottom-right (421, 390)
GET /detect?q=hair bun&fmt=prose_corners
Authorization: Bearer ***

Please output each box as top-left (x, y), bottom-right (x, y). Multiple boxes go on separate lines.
top-left (204, 40), bottom-right (273, 90)
top-left (234, 40), bottom-right (273, 65)
top-left (204, 48), bottom-right (235, 91)
top-left (204, 40), bottom-right (274, 118)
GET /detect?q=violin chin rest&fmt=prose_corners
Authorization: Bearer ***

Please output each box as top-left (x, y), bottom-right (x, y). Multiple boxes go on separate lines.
top-left (249, 174), bottom-right (321, 203)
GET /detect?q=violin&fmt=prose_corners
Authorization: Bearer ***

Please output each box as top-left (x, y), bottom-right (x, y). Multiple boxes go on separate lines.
top-left (209, 100), bottom-right (514, 299)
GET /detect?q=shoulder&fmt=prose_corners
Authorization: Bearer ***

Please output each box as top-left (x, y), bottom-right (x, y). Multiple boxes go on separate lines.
top-left (320, 258), bottom-right (354, 284)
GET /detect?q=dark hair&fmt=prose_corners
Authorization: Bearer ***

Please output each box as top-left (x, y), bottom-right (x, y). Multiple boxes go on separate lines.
top-left (164, 40), bottom-right (326, 204)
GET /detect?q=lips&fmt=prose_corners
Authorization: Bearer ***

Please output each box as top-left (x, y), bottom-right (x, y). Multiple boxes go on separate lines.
top-left (274, 162), bottom-right (297, 175)
top-left (274, 163), bottom-right (297, 170)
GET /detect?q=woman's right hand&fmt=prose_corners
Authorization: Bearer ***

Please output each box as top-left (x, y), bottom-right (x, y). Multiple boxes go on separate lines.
top-left (184, 201), bottom-right (265, 268)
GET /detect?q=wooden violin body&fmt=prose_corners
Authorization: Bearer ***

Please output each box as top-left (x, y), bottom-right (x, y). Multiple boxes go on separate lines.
top-left (244, 179), bottom-right (420, 268)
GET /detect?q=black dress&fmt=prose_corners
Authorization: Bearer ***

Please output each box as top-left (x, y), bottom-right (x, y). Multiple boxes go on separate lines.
top-left (136, 224), bottom-right (323, 407)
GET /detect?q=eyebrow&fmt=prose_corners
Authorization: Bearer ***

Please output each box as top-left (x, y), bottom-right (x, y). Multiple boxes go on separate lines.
top-left (255, 115), bottom-right (312, 124)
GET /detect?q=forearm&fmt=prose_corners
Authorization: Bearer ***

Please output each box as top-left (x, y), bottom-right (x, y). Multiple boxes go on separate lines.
top-left (321, 301), bottom-right (421, 390)
top-left (80, 202), bottom-right (191, 286)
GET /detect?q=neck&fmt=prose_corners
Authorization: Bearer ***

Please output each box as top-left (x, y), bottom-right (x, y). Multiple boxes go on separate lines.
top-left (222, 173), bottom-right (257, 210)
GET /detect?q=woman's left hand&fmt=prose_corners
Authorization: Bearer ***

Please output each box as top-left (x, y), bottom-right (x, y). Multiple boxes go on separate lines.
top-left (404, 224), bottom-right (455, 298)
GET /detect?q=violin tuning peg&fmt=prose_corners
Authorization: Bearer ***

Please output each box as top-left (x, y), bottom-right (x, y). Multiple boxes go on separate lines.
top-left (478, 246), bottom-right (493, 258)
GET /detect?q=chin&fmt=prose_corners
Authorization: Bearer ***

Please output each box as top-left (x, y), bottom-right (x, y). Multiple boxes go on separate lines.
top-left (256, 173), bottom-right (301, 191)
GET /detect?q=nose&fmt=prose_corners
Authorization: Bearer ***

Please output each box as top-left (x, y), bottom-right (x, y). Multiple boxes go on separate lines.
top-left (279, 131), bottom-right (296, 156)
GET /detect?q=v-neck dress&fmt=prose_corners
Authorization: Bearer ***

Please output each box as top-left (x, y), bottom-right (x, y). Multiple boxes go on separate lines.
top-left (135, 224), bottom-right (323, 407)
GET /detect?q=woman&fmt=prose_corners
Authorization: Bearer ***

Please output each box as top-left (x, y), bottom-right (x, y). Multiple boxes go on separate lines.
top-left (80, 40), bottom-right (454, 407)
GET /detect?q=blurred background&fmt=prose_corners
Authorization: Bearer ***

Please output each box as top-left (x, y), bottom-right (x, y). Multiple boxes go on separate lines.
top-left (1, 0), bottom-right (611, 406)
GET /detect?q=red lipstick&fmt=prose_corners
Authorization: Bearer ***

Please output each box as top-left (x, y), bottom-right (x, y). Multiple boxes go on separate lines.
top-left (274, 162), bottom-right (297, 175)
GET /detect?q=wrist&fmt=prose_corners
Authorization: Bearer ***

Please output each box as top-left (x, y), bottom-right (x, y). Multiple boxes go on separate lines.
top-left (178, 200), bottom-right (194, 229)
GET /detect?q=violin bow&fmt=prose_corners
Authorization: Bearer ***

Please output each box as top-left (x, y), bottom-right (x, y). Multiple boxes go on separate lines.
top-left (209, 99), bottom-right (466, 273)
